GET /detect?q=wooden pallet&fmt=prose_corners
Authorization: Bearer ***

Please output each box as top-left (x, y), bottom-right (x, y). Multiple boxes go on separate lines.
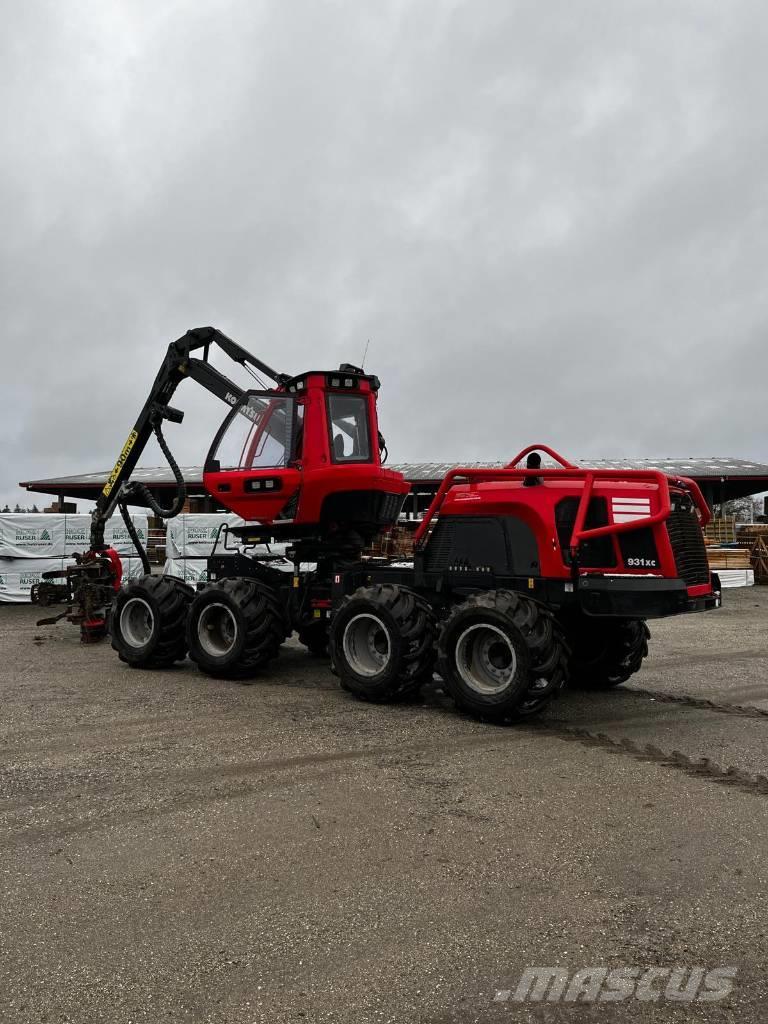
top-left (750, 535), bottom-right (768, 585)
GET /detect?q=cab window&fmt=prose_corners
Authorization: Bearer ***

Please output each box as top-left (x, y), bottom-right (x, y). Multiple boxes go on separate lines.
top-left (327, 394), bottom-right (371, 462)
top-left (212, 394), bottom-right (293, 470)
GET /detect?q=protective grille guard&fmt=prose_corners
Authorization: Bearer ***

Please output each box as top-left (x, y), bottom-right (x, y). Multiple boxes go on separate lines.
top-left (413, 444), bottom-right (712, 562)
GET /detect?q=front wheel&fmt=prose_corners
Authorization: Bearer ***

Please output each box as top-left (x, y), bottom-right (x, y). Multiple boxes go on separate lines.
top-left (437, 591), bottom-right (568, 723)
top-left (110, 575), bottom-right (194, 668)
top-left (330, 585), bottom-right (436, 701)
top-left (563, 615), bottom-right (650, 689)
top-left (187, 578), bottom-right (288, 680)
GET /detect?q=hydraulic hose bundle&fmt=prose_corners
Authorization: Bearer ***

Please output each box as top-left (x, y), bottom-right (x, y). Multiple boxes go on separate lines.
top-left (119, 419), bottom-right (187, 575)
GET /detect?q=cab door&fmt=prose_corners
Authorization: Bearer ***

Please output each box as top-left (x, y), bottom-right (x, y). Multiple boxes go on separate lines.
top-left (203, 391), bottom-right (301, 522)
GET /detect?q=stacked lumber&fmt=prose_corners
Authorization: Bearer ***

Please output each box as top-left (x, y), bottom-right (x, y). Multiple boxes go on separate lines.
top-left (706, 547), bottom-right (753, 570)
top-left (703, 517), bottom-right (737, 546)
top-left (367, 524), bottom-right (416, 559)
top-left (736, 523), bottom-right (768, 543)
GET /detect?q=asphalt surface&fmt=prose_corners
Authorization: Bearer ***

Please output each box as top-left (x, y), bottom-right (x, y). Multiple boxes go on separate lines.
top-left (1, 588), bottom-right (767, 1023)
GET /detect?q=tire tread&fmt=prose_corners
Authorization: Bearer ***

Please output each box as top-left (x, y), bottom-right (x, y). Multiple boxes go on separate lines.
top-left (436, 589), bottom-right (568, 722)
top-left (110, 574), bottom-right (194, 668)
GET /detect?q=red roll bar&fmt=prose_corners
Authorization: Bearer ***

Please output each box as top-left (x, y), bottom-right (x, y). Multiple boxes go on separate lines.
top-left (413, 448), bottom-right (711, 558)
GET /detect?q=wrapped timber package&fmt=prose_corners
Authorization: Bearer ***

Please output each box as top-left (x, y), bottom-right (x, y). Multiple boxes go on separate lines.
top-left (0, 513), bottom-right (150, 602)
top-left (0, 515), bottom-right (66, 558)
top-left (162, 511), bottom-right (294, 587)
top-left (165, 514), bottom-right (245, 559)
top-left (162, 559), bottom-right (210, 586)
top-left (0, 513), bottom-right (148, 559)
top-left (718, 569), bottom-right (754, 588)
top-left (0, 555), bottom-right (148, 603)
top-left (0, 558), bottom-right (69, 603)
top-left (165, 514), bottom-right (291, 563)
top-left (62, 514), bottom-right (149, 556)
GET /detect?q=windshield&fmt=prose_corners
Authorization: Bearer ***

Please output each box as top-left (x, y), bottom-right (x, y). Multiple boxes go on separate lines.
top-left (212, 394), bottom-right (294, 470)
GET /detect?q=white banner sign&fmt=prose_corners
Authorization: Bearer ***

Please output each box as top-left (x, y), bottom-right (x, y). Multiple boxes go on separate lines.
top-left (165, 514), bottom-right (245, 558)
top-left (0, 554), bottom-right (149, 603)
top-left (0, 513), bottom-right (149, 559)
top-left (104, 515), bottom-right (149, 556)
top-left (62, 515), bottom-right (149, 556)
top-left (0, 516), bottom-right (66, 558)
top-left (0, 557), bottom-right (68, 603)
top-left (119, 558), bottom-right (149, 582)
top-left (163, 558), bottom-right (210, 585)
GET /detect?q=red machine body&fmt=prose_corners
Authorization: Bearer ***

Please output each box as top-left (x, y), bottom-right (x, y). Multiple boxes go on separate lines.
top-left (414, 445), bottom-right (715, 614)
top-left (203, 368), bottom-right (409, 538)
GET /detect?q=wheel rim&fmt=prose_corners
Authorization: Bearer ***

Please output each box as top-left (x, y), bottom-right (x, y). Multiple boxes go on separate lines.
top-left (342, 613), bottom-right (391, 677)
top-left (119, 598), bottom-right (155, 649)
top-left (455, 623), bottom-right (518, 695)
top-left (197, 602), bottom-right (238, 658)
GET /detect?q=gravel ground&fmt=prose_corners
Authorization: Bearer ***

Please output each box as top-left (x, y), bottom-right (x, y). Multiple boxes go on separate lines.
top-left (1, 588), bottom-right (767, 1023)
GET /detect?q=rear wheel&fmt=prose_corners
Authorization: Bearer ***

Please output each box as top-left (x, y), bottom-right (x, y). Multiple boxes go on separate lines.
top-left (110, 575), bottom-right (194, 668)
top-left (564, 615), bottom-right (650, 689)
top-left (187, 577), bottom-right (288, 679)
top-left (330, 585), bottom-right (436, 701)
top-left (437, 591), bottom-right (567, 722)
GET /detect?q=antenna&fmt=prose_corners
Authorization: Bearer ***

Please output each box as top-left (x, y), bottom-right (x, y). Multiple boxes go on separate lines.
top-left (361, 338), bottom-right (370, 369)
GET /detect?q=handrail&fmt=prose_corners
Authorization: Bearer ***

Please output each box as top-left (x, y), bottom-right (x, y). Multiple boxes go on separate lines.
top-left (676, 475), bottom-right (712, 527)
top-left (568, 471), bottom-right (671, 558)
top-left (506, 444), bottom-right (576, 469)
top-left (412, 462), bottom-right (711, 557)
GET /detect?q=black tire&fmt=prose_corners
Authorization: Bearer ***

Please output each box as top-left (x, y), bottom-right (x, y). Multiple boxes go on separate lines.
top-left (437, 590), bottom-right (568, 723)
top-left (298, 620), bottom-right (329, 657)
top-left (110, 575), bottom-right (194, 669)
top-left (564, 615), bottom-right (650, 689)
top-left (186, 577), bottom-right (288, 680)
top-left (329, 584), bottom-right (436, 701)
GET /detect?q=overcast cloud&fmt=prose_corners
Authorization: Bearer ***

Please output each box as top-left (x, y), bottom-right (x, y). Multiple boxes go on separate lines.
top-left (1, 0), bottom-right (767, 507)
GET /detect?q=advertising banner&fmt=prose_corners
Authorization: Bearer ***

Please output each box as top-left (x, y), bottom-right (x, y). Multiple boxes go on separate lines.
top-left (0, 513), bottom-right (149, 559)
top-left (162, 559), bottom-right (210, 586)
top-left (165, 515), bottom-right (245, 558)
top-left (0, 553), bottom-right (149, 603)
top-left (62, 514), bottom-right (149, 556)
top-left (0, 516), bottom-right (66, 558)
top-left (104, 515), bottom-right (149, 557)
top-left (0, 558), bottom-right (68, 603)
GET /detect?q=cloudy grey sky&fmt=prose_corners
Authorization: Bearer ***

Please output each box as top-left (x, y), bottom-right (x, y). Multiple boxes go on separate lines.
top-left (1, 0), bottom-right (767, 507)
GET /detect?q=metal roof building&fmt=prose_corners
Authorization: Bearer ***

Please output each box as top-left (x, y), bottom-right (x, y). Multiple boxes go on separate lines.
top-left (19, 457), bottom-right (768, 513)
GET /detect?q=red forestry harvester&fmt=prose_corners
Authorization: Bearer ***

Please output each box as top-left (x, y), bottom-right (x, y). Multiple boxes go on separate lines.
top-left (37, 326), bottom-right (721, 722)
